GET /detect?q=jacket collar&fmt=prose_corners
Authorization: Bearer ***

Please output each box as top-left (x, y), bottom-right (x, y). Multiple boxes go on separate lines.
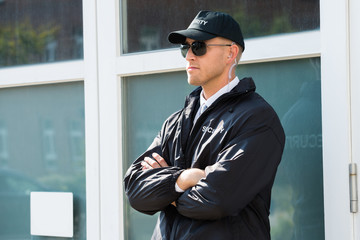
top-left (186, 77), bottom-right (256, 106)
top-left (231, 77), bottom-right (256, 95)
top-left (182, 77), bottom-right (256, 127)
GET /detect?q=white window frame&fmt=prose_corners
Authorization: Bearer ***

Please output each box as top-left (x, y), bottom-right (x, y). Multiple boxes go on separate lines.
top-left (351, 0), bottom-right (360, 235)
top-left (0, 0), bottom-right (356, 239)
top-left (321, 0), bottom-right (360, 239)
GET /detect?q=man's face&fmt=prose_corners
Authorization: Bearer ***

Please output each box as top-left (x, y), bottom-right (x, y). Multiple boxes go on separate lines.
top-left (184, 37), bottom-right (231, 91)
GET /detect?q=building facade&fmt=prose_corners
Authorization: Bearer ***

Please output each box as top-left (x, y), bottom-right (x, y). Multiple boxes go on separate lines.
top-left (0, 0), bottom-right (358, 239)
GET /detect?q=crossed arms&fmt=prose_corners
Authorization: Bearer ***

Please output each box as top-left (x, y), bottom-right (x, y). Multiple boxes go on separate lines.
top-left (124, 126), bottom-right (283, 220)
top-left (142, 152), bottom-right (205, 192)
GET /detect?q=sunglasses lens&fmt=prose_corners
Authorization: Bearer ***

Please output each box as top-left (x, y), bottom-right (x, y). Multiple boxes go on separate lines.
top-left (180, 44), bottom-right (189, 58)
top-left (192, 41), bottom-right (207, 56)
top-left (180, 42), bottom-right (207, 58)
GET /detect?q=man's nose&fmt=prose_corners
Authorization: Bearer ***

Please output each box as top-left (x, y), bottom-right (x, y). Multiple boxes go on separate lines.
top-left (185, 47), bottom-right (196, 60)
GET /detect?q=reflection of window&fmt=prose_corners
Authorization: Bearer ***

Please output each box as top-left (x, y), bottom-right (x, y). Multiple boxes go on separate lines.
top-left (0, 120), bottom-right (9, 168)
top-left (45, 40), bottom-right (58, 62)
top-left (69, 120), bottom-right (85, 169)
top-left (139, 26), bottom-right (160, 51)
top-left (1, 172), bottom-right (44, 194)
top-left (42, 120), bottom-right (57, 170)
top-left (74, 34), bottom-right (84, 59)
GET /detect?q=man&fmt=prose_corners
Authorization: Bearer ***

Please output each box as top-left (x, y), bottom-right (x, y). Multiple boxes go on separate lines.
top-left (124, 10), bottom-right (285, 240)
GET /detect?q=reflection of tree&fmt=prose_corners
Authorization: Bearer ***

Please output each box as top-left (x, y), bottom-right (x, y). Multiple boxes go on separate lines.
top-left (36, 171), bottom-right (85, 194)
top-left (229, 6), bottom-right (294, 38)
top-left (270, 183), bottom-right (294, 240)
top-left (0, 20), bottom-right (59, 66)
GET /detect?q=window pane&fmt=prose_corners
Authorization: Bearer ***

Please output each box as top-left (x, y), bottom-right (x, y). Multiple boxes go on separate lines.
top-left (0, 0), bottom-right (83, 68)
top-left (239, 58), bottom-right (324, 240)
top-left (122, 72), bottom-right (194, 240)
top-left (0, 82), bottom-right (86, 240)
top-left (121, 0), bottom-right (319, 54)
top-left (123, 58), bottom-right (323, 240)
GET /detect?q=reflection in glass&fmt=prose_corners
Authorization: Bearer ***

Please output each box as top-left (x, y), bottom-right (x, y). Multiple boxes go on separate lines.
top-left (239, 58), bottom-right (323, 240)
top-left (280, 80), bottom-right (323, 239)
top-left (123, 58), bottom-right (323, 239)
top-left (0, 82), bottom-right (86, 239)
top-left (121, 0), bottom-right (319, 53)
top-left (0, 0), bottom-right (83, 67)
top-left (123, 72), bottom-right (193, 240)
top-left (0, 120), bottom-right (9, 168)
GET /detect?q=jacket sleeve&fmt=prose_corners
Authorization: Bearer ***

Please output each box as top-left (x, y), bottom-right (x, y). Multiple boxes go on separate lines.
top-left (123, 123), bottom-right (184, 215)
top-left (175, 121), bottom-right (285, 220)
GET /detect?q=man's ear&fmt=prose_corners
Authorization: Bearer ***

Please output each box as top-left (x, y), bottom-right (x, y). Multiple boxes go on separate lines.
top-left (227, 44), bottom-right (239, 63)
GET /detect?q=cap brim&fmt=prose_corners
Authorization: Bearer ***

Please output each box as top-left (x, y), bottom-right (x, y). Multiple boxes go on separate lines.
top-left (168, 29), bottom-right (217, 44)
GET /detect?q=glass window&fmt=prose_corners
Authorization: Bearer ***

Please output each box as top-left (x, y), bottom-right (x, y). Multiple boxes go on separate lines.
top-left (0, 82), bottom-right (86, 240)
top-left (239, 58), bottom-right (323, 240)
top-left (123, 58), bottom-right (323, 240)
top-left (121, 0), bottom-right (319, 54)
top-left (122, 72), bottom-right (194, 240)
top-left (0, 0), bottom-right (83, 68)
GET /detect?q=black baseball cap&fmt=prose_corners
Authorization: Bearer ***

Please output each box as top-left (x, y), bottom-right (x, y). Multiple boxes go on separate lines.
top-left (168, 10), bottom-right (245, 52)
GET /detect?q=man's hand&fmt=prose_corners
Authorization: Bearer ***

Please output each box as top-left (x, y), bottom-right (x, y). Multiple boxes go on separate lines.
top-left (176, 168), bottom-right (206, 191)
top-left (141, 153), bottom-right (177, 206)
top-left (141, 152), bottom-right (169, 170)
top-left (141, 153), bottom-right (205, 190)
top-left (140, 153), bottom-right (205, 207)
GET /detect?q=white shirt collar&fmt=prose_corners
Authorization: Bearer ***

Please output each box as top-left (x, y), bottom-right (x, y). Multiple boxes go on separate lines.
top-left (199, 76), bottom-right (240, 108)
top-left (194, 77), bottom-right (240, 123)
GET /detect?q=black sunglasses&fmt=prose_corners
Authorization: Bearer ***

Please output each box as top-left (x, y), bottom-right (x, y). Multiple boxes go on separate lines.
top-left (180, 41), bottom-right (233, 58)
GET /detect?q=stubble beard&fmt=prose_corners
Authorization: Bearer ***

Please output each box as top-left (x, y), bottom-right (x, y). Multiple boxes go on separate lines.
top-left (187, 72), bottom-right (203, 87)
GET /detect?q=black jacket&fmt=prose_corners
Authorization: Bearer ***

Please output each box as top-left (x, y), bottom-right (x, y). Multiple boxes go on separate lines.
top-left (124, 77), bottom-right (285, 240)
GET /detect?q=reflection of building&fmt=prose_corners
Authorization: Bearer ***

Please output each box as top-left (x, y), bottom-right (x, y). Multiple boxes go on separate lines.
top-left (0, 0), bottom-right (83, 66)
top-left (0, 120), bottom-right (9, 167)
top-left (0, 82), bottom-right (86, 239)
top-left (0, 168), bottom-right (46, 239)
top-left (0, 83), bottom-right (85, 180)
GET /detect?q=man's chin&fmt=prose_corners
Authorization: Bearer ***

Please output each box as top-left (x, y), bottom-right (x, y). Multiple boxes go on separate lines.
top-left (187, 78), bottom-right (201, 87)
